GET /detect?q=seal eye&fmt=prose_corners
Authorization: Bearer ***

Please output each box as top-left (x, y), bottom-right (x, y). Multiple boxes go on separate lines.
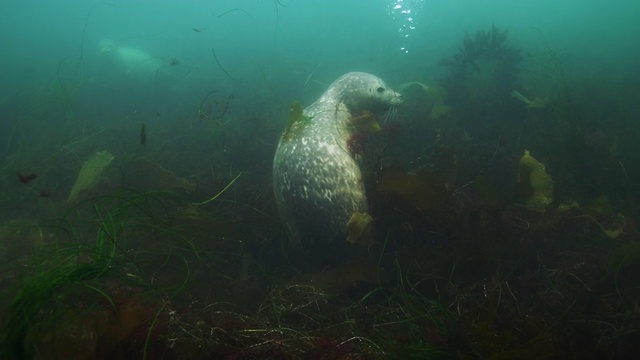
top-left (376, 87), bottom-right (385, 93)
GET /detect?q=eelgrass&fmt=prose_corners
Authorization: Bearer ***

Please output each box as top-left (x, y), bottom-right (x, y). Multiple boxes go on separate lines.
top-left (0, 190), bottom-right (199, 359)
top-left (0, 213), bottom-right (125, 359)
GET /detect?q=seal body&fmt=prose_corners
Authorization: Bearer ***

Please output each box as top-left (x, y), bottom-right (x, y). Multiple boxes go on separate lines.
top-left (273, 72), bottom-right (403, 253)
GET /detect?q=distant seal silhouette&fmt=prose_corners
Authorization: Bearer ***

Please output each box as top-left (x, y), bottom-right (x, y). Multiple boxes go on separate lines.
top-left (273, 72), bottom-right (403, 256)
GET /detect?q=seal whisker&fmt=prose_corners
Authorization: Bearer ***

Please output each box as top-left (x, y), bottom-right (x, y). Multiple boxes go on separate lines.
top-left (381, 104), bottom-right (398, 124)
top-left (381, 107), bottom-right (390, 124)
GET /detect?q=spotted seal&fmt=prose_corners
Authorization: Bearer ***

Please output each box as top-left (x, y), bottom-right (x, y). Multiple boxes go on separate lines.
top-left (273, 72), bottom-right (403, 255)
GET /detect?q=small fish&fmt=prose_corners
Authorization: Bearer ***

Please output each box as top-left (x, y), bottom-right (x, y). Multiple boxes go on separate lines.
top-left (17, 172), bottom-right (37, 184)
top-left (192, 27), bottom-right (205, 33)
top-left (140, 123), bottom-right (146, 147)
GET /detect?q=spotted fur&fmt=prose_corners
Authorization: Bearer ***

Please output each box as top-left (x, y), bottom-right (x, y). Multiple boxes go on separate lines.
top-left (273, 72), bottom-right (403, 251)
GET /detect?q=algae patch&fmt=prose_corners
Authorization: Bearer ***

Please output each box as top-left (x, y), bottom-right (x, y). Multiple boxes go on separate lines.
top-left (67, 150), bottom-right (114, 203)
top-left (518, 150), bottom-right (553, 212)
top-left (281, 101), bottom-right (312, 141)
top-left (349, 110), bottom-right (381, 133)
top-left (346, 211), bottom-right (373, 245)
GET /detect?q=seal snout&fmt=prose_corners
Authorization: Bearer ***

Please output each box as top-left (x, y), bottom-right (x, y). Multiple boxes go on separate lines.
top-left (383, 88), bottom-right (404, 108)
top-left (392, 91), bottom-right (404, 105)
top-left (377, 86), bottom-right (404, 107)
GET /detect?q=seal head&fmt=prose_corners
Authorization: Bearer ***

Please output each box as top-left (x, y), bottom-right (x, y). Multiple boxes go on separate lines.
top-left (273, 72), bottom-right (403, 258)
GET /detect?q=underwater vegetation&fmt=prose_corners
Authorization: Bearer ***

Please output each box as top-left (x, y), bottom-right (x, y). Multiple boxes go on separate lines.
top-left (439, 25), bottom-right (523, 129)
top-left (0, 192), bottom-right (178, 359)
top-left (2, 20), bottom-right (640, 360)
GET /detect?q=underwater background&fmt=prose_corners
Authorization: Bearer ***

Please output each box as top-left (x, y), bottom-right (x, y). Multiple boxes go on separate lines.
top-left (1, 0), bottom-right (640, 358)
